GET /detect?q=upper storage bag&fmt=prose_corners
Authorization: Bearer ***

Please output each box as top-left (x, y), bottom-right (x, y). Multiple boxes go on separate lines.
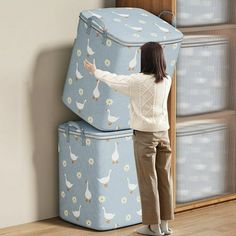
top-left (62, 7), bottom-right (183, 131)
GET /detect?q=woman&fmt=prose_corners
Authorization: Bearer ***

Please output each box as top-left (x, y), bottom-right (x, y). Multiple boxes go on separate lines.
top-left (84, 42), bottom-right (174, 236)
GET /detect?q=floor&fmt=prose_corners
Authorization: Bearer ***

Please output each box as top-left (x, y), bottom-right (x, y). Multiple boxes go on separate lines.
top-left (1, 200), bottom-right (236, 236)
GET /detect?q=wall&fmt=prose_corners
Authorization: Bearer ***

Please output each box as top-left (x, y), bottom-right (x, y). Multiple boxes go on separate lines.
top-left (0, 0), bottom-right (115, 228)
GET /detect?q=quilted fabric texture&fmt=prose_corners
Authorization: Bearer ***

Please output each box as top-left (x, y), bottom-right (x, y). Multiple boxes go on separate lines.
top-left (176, 35), bottom-right (229, 116)
top-left (176, 121), bottom-right (229, 203)
top-left (176, 0), bottom-right (229, 27)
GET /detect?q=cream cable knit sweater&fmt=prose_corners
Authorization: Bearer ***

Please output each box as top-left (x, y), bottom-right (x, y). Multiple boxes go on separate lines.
top-left (94, 69), bottom-right (172, 132)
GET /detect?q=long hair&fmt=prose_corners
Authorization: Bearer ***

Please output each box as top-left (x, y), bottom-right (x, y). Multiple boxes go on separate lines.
top-left (140, 42), bottom-right (167, 83)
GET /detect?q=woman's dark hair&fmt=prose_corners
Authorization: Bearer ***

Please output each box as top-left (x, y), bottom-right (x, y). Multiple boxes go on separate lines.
top-left (140, 42), bottom-right (167, 83)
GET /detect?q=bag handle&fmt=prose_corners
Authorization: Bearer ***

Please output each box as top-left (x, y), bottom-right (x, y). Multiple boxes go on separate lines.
top-left (87, 16), bottom-right (106, 31)
top-left (65, 121), bottom-right (86, 146)
top-left (158, 10), bottom-right (177, 28)
top-left (86, 16), bottom-right (108, 45)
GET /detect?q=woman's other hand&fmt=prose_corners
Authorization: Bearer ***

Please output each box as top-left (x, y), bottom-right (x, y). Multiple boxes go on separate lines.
top-left (83, 58), bottom-right (96, 75)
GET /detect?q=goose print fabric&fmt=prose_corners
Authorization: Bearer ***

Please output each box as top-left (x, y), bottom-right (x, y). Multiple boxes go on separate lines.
top-left (62, 7), bottom-right (183, 131)
top-left (58, 121), bottom-right (141, 230)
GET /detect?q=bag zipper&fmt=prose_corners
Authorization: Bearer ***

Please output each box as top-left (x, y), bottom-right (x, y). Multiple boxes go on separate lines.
top-left (79, 15), bottom-right (183, 47)
top-left (58, 128), bottom-right (133, 140)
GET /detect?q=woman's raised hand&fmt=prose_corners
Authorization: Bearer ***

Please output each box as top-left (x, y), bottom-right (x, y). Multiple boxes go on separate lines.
top-left (83, 58), bottom-right (96, 75)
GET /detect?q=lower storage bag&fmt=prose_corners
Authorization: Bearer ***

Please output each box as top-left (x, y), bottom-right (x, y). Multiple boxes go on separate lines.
top-left (176, 120), bottom-right (229, 203)
top-left (58, 120), bottom-right (141, 230)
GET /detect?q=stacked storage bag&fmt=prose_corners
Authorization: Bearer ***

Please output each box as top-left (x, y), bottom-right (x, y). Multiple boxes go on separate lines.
top-left (176, 35), bottom-right (229, 116)
top-left (59, 7), bottom-right (183, 230)
top-left (176, 120), bottom-right (229, 203)
top-left (176, 0), bottom-right (230, 27)
top-left (58, 121), bottom-right (141, 230)
top-left (175, 0), bottom-right (231, 204)
top-left (62, 7), bottom-right (183, 131)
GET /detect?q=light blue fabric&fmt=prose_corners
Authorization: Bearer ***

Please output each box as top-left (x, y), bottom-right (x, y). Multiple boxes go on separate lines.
top-left (62, 7), bottom-right (183, 131)
top-left (58, 120), bottom-right (141, 230)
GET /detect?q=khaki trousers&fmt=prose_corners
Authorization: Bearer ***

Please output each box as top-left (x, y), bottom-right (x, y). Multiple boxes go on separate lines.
top-left (133, 129), bottom-right (174, 225)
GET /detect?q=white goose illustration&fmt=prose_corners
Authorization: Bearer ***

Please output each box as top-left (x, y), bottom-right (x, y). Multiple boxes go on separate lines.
top-left (141, 13), bottom-right (148, 17)
top-left (112, 11), bottom-right (129, 18)
top-left (106, 109), bottom-right (119, 126)
top-left (128, 49), bottom-right (138, 71)
top-left (88, 10), bottom-right (102, 19)
top-left (127, 177), bottom-right (138, 193)
top-left (97, 169), bottom-right (112, 187)
top-left (115, 125), bottom-right (121, 130)
top-left (64, 173), bottom-right (73, 191)
top-left (76, 99), bottom-right (87, 112)
top-left (92, 80), bottom-right (100, 100)
top-left (87, 39), bottom-right (95, 56)
top-left (69, 145), bottom-right (78, 163)
top-left (85, 180), bottom-right (92, 203)
top-left (72, 205), bottom-right (82, 221)
top-left (112, 142), bottom-right (119, 164)
top-left (137, 209), bottom-right (142, 216)
top-left (125, 24), bottom-right (143, 32)
top-left (154, 23), bottom-right (170, 33)
top-left (76, 62), bottom-right (83, 79)
top-left (102, 207), bottom-right (115, 223)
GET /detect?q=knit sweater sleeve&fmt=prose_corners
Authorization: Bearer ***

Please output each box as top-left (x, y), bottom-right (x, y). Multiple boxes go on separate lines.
top-left (94, 69), bottom-right (136, 97)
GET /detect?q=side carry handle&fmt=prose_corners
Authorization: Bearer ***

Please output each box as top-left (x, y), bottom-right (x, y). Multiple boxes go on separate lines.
top-left (158, 10), bottom-right (177, 28)
top-left (86, 16), bottom-right (108, 45)
top-left (65, 121), bottom-right (86, 146)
